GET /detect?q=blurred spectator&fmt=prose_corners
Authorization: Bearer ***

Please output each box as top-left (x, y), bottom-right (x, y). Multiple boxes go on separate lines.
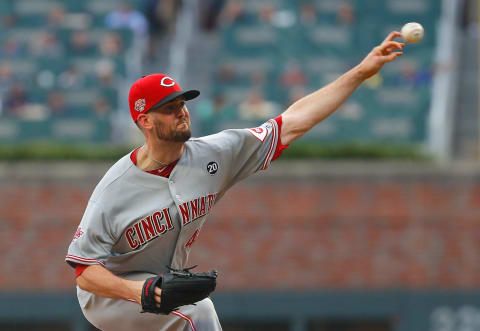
top-left (142, 0), bottom-right (181, 33)
top-left (338, 101), bottom-right (364, 120)
top-left (199, 0), bottom-right (227, 31)
top-left (397, 62), bottom-right (433, 88)
top-left (216, 63), bottom-right (237, 83)
top-left (299, 2), bottom-right (317, 26)
top-left (36, 70), bottom-right (56, 89)
top-left (258, 2), bottom-right (277, 25)
top-left (0, 62), bottom-right (14, 90)
top-left (47, 5), bottom-right (67, 28)
top-left (218, 0), bottom-right (248, 27)
top-left (3, 82), bottom-right (29, 116)
top-left (94, 96), bottom-right (112, 118)
top-left (197, 93), bottom-right (236, 120)
top-left (0, 62), bottom-right (14, 115)
top-left (29, 31), bottom-right (64, 58)
top-left (285, 86), bottom-right (307, 108)
top-left (2, 14), bottom-right (18, 29)
top-left (238, 89), bottom-right (279, 120)
top-left (250, 69), bottom-right (267, 87)
top-left (99, 32), bottom-right (123, 58)
top-left (336, 1), bottom-right (355, 25)
top-left (105, 2), bottom-right (148, 37)
top-left (142, 0), bottom-right (163, 35)
top-left (1, 37), bottom-right (26, 59)
top-left (196, 92), bottom-right (236, 133)
top-left (141, 0), bottom-right (181, 60)
top-left (364, 73), bottom-right (383, 89)
top-left (69, 30), bottom-right (95, 56)
top-left (258, 2), bottom-right (295, 29)
top-left (58, 66), bottom-right (86, 89)
top-left (95, 60), bottom-right (115, 87)
top-left (47, 90), bottom-right (67, 116)
top-left (279, 61), bottom-right (307, 88)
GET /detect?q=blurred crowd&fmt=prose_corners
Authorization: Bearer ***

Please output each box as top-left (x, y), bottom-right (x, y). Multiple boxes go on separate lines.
top-left (0, 2), bottom-right (134, 120)
top-left (195, 0), bottom-right (435, 130)
top-left (0, 0), bottom-right (434, 139)
top-left (0, 0), bottom-right (225, 123)
top-left (0, 0), bottom-right (200, 122)
top-left (196, 0), bottom-right (356, 126)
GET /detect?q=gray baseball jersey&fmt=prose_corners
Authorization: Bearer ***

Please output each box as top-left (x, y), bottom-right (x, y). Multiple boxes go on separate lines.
top-left (65, 117), bottom-right (286, 331)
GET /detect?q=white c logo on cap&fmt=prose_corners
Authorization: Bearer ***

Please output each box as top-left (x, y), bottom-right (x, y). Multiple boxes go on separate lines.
top-left (160, 76), bottom-right (175, 87)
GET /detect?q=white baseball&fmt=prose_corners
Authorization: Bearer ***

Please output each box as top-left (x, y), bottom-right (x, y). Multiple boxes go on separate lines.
top-left (401, 22), bottom-right (424, 44)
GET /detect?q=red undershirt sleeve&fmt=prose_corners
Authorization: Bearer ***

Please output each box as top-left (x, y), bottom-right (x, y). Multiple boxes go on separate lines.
top-left (272, 115), bottom-right (290, 162)
top-left (75, 264), bottom-right (89, 278)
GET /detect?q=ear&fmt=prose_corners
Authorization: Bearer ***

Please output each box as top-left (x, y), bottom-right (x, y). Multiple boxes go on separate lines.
top-left (137, 114), bottom-right (154, 131)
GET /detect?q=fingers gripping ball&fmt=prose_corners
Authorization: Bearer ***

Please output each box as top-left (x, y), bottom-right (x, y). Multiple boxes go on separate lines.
top-left (141, 268), bottom-right (218, 315)
top-left (401, 22), bottom-right (424, 44)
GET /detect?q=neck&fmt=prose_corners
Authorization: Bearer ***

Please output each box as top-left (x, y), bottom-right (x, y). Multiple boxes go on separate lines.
top-left (137, 138), bottom-right (184, 171)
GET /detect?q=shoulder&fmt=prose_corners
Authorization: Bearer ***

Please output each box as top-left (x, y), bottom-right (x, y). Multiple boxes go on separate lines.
top-left (186, 119), bottom-right (279, 152)
top-left (185, 129), bottom-right (248, 154)
top-left (188, 130), bottom-right (234, 147)
top-left (90, 153), bottom-right (134, 203)
top-left (188, 124), bottom-right (270, 146)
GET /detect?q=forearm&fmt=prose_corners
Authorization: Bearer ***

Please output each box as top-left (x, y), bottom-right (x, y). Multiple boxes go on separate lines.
top-left (76, 265), bottom-right (143, 304)
top-left (281, 65), bottom-right (365, 144)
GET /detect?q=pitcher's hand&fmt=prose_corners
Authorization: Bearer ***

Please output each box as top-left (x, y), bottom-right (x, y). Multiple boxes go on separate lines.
top-left (357, 31), bottom-right (404, 80)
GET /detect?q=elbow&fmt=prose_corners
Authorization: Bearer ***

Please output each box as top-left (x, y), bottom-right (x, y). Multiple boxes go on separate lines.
top-left (282, 130), bottom-right (303, 146)
top-left (75, 264), bottom-right (93, 290)
top-left (76, 275), bottom-right (87, 290)
top-left (281, 110), bottom-right (316, 144)
top-left (281, 122), bottom-right (312, 145)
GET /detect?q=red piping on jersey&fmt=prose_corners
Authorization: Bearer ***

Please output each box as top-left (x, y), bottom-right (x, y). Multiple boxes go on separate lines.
top-left (130, 148), bottom-right (178, 177)
top-left (272, 115), bottom-right (289, 161)
top-left (261, 119), bottom-right (278, 170)
top-left (66, 254), bottom-right (106, 267)
top-left (172, 311), bottom-right (197, 331)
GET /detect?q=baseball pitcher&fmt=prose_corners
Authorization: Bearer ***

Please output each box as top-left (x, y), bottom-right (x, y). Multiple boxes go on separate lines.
top-left (66, 32), bottom-right (404, 330)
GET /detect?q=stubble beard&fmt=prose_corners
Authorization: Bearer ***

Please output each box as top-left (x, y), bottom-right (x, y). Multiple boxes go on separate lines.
top-left (154, 120), bottom-right (191, 142)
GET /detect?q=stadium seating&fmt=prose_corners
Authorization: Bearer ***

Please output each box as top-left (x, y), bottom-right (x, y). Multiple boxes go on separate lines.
top-left (0, 0), bottom-right (440, 144)
top-left (0, 0), bottom-right (137, 142)
top-left (210, 0), bottom-right (440, 143)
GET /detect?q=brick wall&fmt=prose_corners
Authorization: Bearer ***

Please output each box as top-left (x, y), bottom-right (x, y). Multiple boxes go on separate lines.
top-left (1, 161), bottom-right (479, 291)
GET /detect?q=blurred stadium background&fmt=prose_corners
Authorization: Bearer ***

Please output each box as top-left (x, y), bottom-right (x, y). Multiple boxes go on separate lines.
top-left (0, 0), bottom-right (479, 330)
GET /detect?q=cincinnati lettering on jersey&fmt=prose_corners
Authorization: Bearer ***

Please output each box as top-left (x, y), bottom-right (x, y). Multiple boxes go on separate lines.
top-left (179, 193), bottom-right (218, 226)
top-left (125, 208), bottom-right (174, 250)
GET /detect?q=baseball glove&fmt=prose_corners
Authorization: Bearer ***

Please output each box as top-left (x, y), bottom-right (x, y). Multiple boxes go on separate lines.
top-left (141, 266), bottom-right (218, 315)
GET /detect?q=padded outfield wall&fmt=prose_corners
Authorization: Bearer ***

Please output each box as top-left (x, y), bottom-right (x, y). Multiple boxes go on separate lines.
top-left (0, 160), bottom-right (479, 331)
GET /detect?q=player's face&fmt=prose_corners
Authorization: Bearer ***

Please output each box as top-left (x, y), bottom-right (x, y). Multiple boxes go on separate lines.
top-left (149, 97), bottom-right (191, 142)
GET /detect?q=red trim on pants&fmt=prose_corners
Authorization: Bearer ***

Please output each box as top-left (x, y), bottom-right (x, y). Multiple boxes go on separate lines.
top-left (172, 311), bottom-right (197, 331)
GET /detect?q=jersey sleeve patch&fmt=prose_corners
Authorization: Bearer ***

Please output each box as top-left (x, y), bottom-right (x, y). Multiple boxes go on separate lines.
top-left (72, 226), bottom-right (84, 241)
top-left (247, 122), bottom-right (272, 142)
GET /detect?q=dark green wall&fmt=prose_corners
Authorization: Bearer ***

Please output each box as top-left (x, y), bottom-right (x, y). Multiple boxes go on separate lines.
top-left (1, 291), bottom-right (479, 331)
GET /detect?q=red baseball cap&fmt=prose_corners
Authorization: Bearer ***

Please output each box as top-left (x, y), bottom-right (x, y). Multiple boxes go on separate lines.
top-left (128, 73), bottom-right (200, 122)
